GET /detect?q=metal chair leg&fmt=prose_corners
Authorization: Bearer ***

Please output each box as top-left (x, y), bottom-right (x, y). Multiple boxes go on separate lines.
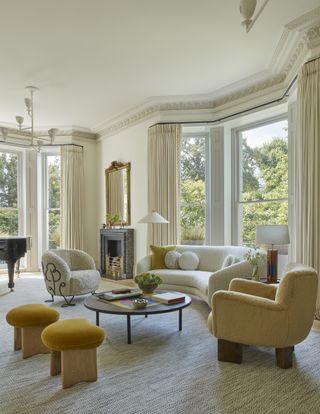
top-left (61, 296), bottom-right (76, 307)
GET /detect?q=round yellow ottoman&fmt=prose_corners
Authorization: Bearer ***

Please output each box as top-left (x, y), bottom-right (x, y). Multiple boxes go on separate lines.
top-left (42, 318), bottom-right (106, 389)
top-left (6, 304), bottom-right (60, 359)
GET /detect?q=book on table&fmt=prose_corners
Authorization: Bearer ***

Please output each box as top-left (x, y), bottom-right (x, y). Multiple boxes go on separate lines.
top-left (104, 297), bottom-right (159, 310)
top-left (96, 289), bottom-right (142, 301)
top-left (152, 292), bottom-right (186, 305)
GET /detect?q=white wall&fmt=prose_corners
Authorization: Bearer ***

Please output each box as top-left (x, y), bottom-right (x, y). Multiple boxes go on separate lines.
top-left (97, 117), bottom-right (159, 270)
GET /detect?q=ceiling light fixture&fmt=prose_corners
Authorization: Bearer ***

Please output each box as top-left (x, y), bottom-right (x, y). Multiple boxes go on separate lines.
top-left (0, 86), bottom-right (59, 151)
top-left (240, 0), bottom-right (270, 33)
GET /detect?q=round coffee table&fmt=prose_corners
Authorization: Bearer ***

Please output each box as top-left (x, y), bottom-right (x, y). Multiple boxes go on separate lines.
top-left (84, 290), bottom-right (192, 344)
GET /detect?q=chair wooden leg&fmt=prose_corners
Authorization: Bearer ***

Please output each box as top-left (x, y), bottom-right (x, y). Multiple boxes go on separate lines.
top-left (276, 347), bottom-right (294, 369)
top-left (22, 326), bottom-right (50, 359)
top-left (50, 351), bottom-right (61, 376)
top-left (14, 327), bottom-right (22, 351)
top-left (61, 348), bottom-right (97, 389)
top-left (218, 339), bottom-right (243, 364)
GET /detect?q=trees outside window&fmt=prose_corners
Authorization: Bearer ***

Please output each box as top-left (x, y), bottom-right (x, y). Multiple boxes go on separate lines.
top-left (180, 135), bottom-right (206, 244)
top-left (239, 119), bottom-right (288, 246)
top-left (46, 155), bottom-right (61, 249)
top-left (0, 152), bottom-right (19, 237)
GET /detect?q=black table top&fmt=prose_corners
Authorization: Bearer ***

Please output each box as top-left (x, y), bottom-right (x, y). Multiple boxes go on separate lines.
top-left (84, 290), bottom-right (192, 316)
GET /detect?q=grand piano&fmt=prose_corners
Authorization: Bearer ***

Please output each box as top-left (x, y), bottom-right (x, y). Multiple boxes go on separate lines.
top-left (0, 236), bottom-right (32, 291)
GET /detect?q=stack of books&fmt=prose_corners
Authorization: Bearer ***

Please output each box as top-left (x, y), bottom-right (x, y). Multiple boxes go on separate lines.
top-left (152, 292), bottom-right (185, 305)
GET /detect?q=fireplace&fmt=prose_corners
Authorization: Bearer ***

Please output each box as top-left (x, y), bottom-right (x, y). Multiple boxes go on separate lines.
top-left (100, 229), bottom-right (134, 279)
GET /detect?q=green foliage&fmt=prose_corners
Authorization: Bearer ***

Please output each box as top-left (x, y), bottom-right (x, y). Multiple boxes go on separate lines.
top-left (0, 153), bottom-right (19, 236)
top-left (241, 137), bottom-right (288, 246)
top-left (181, 136), bottom-right (205, 181)
top-left (47, 156), bottom-right (61, 248)
top-left (134, 273), bottom-right (162, 286)
top-left (180, 179), bottom-right (205, 240)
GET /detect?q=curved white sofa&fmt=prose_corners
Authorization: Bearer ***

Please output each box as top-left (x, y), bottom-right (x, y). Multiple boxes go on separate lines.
top-left (136, 245), bottom-right (264, 307)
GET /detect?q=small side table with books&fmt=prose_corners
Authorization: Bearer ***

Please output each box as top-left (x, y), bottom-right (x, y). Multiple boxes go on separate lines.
top-left (84, 290), bottom-right (192, 344)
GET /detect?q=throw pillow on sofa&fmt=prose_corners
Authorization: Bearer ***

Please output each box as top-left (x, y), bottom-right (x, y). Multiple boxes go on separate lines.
top-left (165, 251), bottom-right (181, 269)
top-left (222, 254), bottom-right (241, 268)
top-left (179, 251), bottom-right (199, 271)
top-left (150, 245), bottom-right (176, 269)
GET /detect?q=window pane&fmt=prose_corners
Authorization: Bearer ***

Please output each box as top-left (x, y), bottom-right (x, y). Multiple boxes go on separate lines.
top-left (240, 120), bottom-right (288, 246)
top-left (241, 120), bottom-right (288, 202)
top-left (48, 156), bottom-right (61, 209)
top-left (48, 210), bottom-right (60, 249)
top-left (181, 136), bottom-right (206, 244)
top-left (241, 201), bottom-right (288, 246)
top-left (0, 209), bottom-right (19, 236)
top-left (0, 152), bottom-right (18, 208)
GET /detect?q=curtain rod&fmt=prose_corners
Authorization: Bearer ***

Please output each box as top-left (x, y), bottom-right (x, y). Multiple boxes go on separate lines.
top-left (152, 75), bottom-right (298, 127)
top-left (152, 56), bottom-right (320, 128)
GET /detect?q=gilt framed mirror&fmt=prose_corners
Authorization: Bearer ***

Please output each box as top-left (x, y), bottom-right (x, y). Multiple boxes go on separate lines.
top-left (105, 161), bottom-right (131, 226)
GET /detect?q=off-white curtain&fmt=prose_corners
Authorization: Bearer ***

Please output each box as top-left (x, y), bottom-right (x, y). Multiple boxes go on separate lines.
top-left (294, 58), bottom-right (320, 318)
top-left (61, 145), bottom-right (84, 250)
top-left (148, 124), bottom-right (182, 246)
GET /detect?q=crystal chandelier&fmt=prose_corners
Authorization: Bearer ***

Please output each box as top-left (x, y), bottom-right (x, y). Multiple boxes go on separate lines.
top-left (0, 86), bottom-right (59, 151)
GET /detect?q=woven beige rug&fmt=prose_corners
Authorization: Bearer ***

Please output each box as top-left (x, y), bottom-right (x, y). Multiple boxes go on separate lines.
top-left (1, 276), bottom-right (320, 414)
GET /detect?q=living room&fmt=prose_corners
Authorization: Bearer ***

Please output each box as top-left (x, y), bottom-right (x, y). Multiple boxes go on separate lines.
top-left (1, 1), bottom-right (320, 413)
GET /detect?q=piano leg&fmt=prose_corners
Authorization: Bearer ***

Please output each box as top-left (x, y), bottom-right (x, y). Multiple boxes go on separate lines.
top-left (8, 260), bottom-right (15, 292)
top-left (16, 259), bottom-right (21, 278)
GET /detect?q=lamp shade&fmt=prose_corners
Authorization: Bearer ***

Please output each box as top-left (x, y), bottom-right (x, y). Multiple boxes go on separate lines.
top-left (138, 211), bottom-right (168, 224)
top-left (256, 225), bottom-right (290, 246)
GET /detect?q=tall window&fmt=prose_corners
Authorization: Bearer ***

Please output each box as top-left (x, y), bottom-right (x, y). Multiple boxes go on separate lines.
top-left (0, 151), bottom-right (20, 237)
top-left (45, 155), bottom-right (61, 249)
top-left (237, 119), bottom-right (288, 246)
top-left (180, 134), bottom-right (206, 244)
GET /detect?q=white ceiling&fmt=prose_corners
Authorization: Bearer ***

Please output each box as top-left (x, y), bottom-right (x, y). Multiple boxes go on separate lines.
top-left (0, 0), bottom-right (319, 129)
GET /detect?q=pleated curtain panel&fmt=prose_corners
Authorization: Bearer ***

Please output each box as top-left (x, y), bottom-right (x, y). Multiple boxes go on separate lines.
top-left (147, 124), bottom-right (182, 246)
top-left (61, 145), bottom-right (84, 250)
top-left (294, 58), bottom-right (320, 319)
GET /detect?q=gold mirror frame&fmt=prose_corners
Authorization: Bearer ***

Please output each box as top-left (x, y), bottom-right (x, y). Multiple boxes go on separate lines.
top-left (105, 161), bottom-right (131, 226)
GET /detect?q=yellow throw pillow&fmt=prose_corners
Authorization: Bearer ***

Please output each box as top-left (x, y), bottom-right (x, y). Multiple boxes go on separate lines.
top-left (150, 245), bottom-right (176, 270)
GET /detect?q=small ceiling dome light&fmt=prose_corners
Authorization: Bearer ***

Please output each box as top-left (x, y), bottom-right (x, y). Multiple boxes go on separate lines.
top-left (240, 0), bottom-right (270, 33)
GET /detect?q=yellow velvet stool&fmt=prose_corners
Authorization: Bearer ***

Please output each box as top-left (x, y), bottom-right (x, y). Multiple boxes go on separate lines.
top-left (6, 304), bottom-right (60, 359)
top-left (41, 318), bottom-right (106, 389)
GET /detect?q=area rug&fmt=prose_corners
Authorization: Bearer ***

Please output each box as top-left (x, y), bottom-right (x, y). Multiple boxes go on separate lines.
top-left (1, 276), bottom-right (320, 414)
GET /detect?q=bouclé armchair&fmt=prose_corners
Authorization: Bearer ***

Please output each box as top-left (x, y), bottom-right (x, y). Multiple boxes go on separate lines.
top-left (42, 249), bottom-right (100, 307)
top-left (208, 263), bottom-right (318, 368)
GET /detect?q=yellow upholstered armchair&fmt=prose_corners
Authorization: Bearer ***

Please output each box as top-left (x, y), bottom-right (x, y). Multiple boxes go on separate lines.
top-left (208, 263), bottom-right (318, 368)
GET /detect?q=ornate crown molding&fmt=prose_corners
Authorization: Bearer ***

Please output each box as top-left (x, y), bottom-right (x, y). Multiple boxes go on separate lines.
top-left (95, 9), bottom-right (320, 139)
top-left (0, 126), bottom-right (98, 144)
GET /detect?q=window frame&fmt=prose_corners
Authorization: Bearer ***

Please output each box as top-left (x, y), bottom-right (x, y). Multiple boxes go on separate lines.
top-left (180, 131), bottom-right (209, 244)
top-left (0, 146), bottom-right (25, 269)
top-left (41, 150), bottom-right (61, 252)
top-left (231, 115), bottom-right (289, 246)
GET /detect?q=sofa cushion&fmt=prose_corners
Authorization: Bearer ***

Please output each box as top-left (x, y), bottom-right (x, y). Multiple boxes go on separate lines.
top-left (152, 269), bottom-right (212, 295)
top-left (150, 245), bottom-right (176, 270)
top-left (70, 270), bottom-right (100, 294)
top-left (222, 255), bottom-right (241, 268)
top-left (165, 251), bottom-right (181, 269)
top-left (179, 251), bottom-right (199, 270)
